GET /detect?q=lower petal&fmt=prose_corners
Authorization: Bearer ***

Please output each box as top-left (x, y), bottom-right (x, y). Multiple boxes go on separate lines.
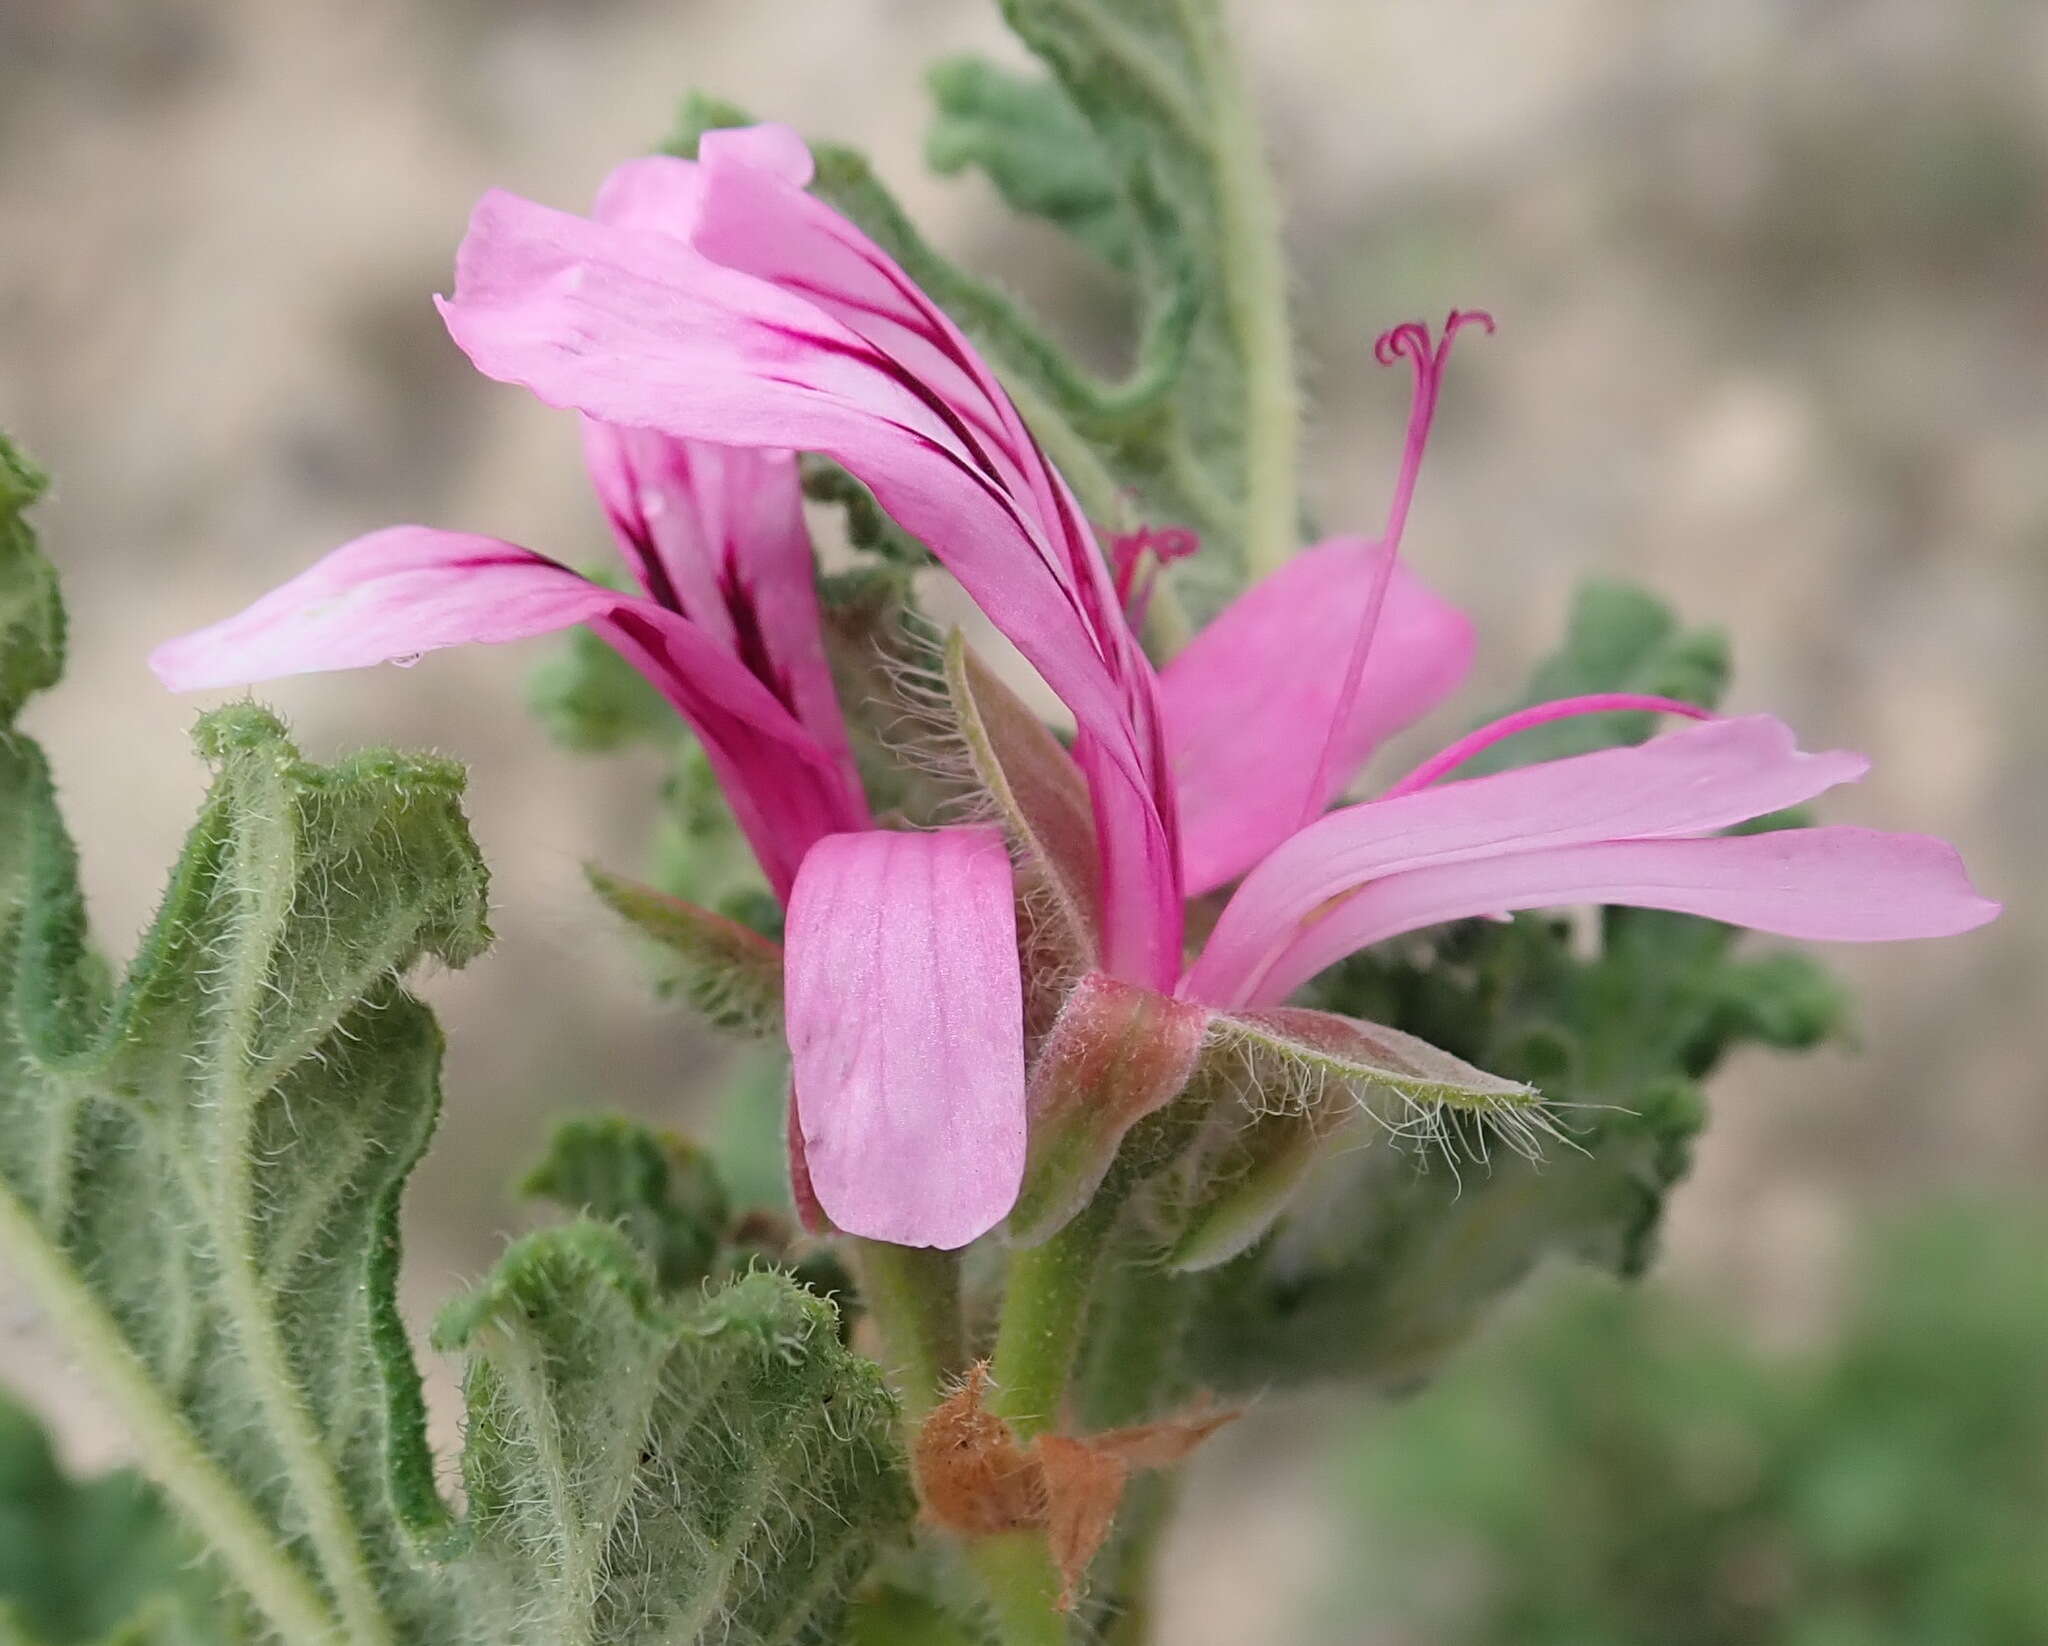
top-left (1244, 827), bottom-right (2000, 1006)
top-left (784, 827), bottom-right (1026, 1248)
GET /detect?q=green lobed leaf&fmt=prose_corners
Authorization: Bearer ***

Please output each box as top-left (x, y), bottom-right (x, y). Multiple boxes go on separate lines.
top-left (434, 1228), bottom-right (913, 1646)
top-left (0, 440), bottom-right (916, 1645)
top-left (0, 458), bottom-right (488, 1638)
top-left (0, 441), bottom-right (62, 723)
top-left (925, 56), bottom-right (1133, 269)
top-left (519, 1116), bottom-right (733, 1294)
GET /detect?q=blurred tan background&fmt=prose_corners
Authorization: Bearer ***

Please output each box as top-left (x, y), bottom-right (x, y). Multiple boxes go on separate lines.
top-left (2, 2), bottom-right (2041, 1641)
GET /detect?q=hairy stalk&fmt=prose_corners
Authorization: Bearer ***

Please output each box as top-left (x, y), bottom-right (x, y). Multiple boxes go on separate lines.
top-left (1077, 1253), bottom-right (1195, 1431)
top-left (1099, 1476), bottom-right (1178, 1646)
top-left (0, 1185), bottom-right (343, 1645)
top-left (1175, 0), bottom-right (1300, 577)
top-left (971, 1531), bottom-right (1073, 1646)
top-left (1079, 1248), bottom-right (1197, 1644)
top-left (848, 1239), bottom-right (964, 1420)
top-left (988, 1193), bottom-right (1124, 1437)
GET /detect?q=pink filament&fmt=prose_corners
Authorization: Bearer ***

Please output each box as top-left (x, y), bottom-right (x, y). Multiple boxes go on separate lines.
top-left (1111, 524), bottom-right (1200, 629)
top-left (1301, 309), bottom-right (1495, 825)
top-left (1377, 692), bottom-right (1715, 800)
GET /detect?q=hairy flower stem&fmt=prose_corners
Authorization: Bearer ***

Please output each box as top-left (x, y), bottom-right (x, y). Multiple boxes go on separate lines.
top-left (1078, 1251), bottom-right (1196, 1429)
top-left (988, 1192), bottom-right (1124, 1436)
top-left (848, 1239), bottom-right (963, 1420)
top-left (1099, 1476), bottom-right (1178, 1646)
top-left (971, 1531), bottom-right (1073, 1646)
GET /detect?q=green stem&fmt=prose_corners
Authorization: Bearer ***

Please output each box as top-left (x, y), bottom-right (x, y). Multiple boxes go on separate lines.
top-left (1099, 1474), bottom-right (1178, 1646)
top-left (1176, 0), bottom-right (1300, 578)
top-left (0, 1186), bottom-right (344, 1645)
top-left (970, 1531), bottom-right (1074, 1646)
top-left (987, 1194), bottom-right (1121, 1437)
top-left (1077, 1253), bottom-right (1195, 1431)
top-left (848, 1239), bottom-right (963, 1420)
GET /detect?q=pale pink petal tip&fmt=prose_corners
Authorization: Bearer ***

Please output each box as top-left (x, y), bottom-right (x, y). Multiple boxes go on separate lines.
top-left (783, 827), bottom-right (1026, 1249)
top-left (698, 122), bottom-right (816, 187)
top-left (148, 526), bottom-right (621, 692)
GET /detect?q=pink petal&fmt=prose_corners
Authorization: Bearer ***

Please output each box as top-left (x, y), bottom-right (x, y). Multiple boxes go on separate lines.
top-left (590, 153), bottom-right (705, 237)
top-left (784, 827), bottom-right (1026, 1248)
top-left (1159, 537), bottom-right (1475, 894)
top-left (1244, 827), bottom-right (2001, 1006)
top-left (1187, 714), bottom-right (1869, 1005)
top-left (149, 524), bottom-right (858, 900)
top-left (149, 526), bottom-right (643, 688)
top-left (438, 153), bottom-right (1183, 988)
top-left (581, 424), bottom-right (866, 820)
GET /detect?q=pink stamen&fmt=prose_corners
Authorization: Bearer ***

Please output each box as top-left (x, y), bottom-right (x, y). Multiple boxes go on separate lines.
top-left (1112, 524), bottom-right (1200, 629)
top-left (1377, 693), bottom-right (1715, 800)
top-left (1299, 309), bottom-right (1495, 825)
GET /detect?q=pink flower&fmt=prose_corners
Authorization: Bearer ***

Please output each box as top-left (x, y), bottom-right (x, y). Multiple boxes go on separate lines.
top-left (155, 128), bottom-right (1999, 1252)
top-left (428, 124), bottom-right (1189, 1246)
top-left (150, 416), bottom-right (865, 900)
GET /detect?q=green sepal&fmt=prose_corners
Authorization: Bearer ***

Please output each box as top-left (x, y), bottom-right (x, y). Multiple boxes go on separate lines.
top-left (1164, 1009), bottom-right (1540, 1273)
top-left (1006, 974), bottom-right (1209, 1248)
top-left (519, 1115), bottom-right (733, 1294)
top-left (586, 865), bottom-right (785, 1036)
top-left (943, 631), bottom-right (1101, 1005)
top-left (434, 1228), bottom-right (914, 1646)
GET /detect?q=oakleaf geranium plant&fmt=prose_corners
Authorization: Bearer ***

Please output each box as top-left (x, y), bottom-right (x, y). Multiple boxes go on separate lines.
top-left (0, 5), bottom-right (1998, 1645)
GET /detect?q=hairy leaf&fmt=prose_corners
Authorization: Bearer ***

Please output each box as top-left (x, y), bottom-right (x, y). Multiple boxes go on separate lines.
top-left (925, 56), bottom-right (1131, 268)
top-left (0, 443), bottom-right (61, 721)
top-left (0, 569), bottom-right (487, 1642)
top-left (519, 1116), bottom-right (733, 1294)
top-left (435, 1229), bottom-right (913, 1646)
top-left (0, 439), bottom-right (916, 1645)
